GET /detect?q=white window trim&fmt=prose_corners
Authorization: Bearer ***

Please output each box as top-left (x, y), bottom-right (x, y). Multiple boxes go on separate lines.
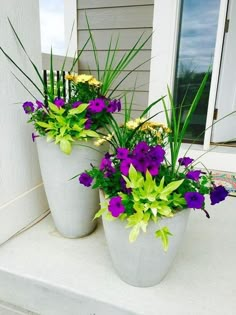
top-left (203, 0), bottom-right (229, 150)
top-left (148, 0), bottom-right (236, 172)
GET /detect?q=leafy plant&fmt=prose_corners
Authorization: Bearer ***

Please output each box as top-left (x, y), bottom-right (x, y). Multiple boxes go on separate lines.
top-left (79, 73), bottom-right (229, 250)
top-left (1, 17), bottom-right (155, 154)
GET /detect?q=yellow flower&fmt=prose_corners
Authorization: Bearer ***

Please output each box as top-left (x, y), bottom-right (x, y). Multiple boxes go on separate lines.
top-left (88, 77), bottom-right (102, 87)
top-left (165, 128), bottom-right (172, 133)
top-left (73, 74), bottom-right (93, 84)
top-left (126, 120), bottom-right (139, 130)
top-left (94, 134), bottom-right (113, 146)
top-left (65, 74), bottom-right (74, 81)
top-left (125, 118), bottom-right (145, 130)
top-left (105, 134), bottom-right (113, 141)
top-left (94, 138), bottom-right (106, 146)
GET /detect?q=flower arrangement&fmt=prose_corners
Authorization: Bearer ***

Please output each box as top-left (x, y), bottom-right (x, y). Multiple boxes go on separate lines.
top-left (22, 73), bottom-right (122, 154)
top-left (79, 75), bottom-right (229, 251)
top-left (1, 18), bottom-right (151, 154)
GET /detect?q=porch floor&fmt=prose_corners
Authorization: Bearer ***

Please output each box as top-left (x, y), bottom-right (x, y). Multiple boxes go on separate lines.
top-left (0, 197), bottom-right (235, 315)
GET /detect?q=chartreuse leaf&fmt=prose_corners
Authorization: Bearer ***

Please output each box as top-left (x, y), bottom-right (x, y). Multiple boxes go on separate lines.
top-left (172, 193), bottom-right (186, 207)
top-left (79, 130), bottom-right (100, 138)
top-left (129, 164), bottom-right (138, 182)
top-left (59, 139), bottom-right (72, 155)
top-left (123, 165), bottom-right (144, 189)
top-left (48, 102), bottom-right (65, 115)
top-left (129, 220), bottom-right (148, 242)
top-left (129, 224), bottom-right (141, 242)
top-left (46, 132), bottom-right (55, 142)
top-left (105, 212), bottom-right (116, 221)
top-left (55, 115), bottom-right (66, 124)
top-left (155, 226), bottom-right (173, 251)
top-left (159, 179), bottom-right (184, 201)
top-left (36, 121), bottom-right (54, 129)
top-left (155, 177), bottom-right (165, 194)
top-left (60, 126), bottom-right (67, 136)
top-left (133, 201), bottom-right (149, 212)
top-left (157, 203), bottom-right (173, 217)
top-left (73, 119), bottom-right (88, 128)
top-left (144, 170), bottom-right (155, 195)
top-left (68, 103), bottom-right (88, 115)
top-left (119, 213), bottom-right (127, 221)
top-left (94, 201), bottom-right (108, 219)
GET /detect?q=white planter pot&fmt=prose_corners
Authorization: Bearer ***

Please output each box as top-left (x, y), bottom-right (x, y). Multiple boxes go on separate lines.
top-left (36, 138), bottom-right (102, 238)
top-left (102, 205), bottom-right (190, 287)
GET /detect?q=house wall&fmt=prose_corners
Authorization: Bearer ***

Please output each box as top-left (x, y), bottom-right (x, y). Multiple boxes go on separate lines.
top-left (76, 0), bottom-right (154, 119)
top-left (0, 0), bottom-right (48, 244)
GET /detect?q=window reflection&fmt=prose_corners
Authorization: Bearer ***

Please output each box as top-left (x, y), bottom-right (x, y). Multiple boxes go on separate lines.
top-left (174, 0), bottom-right (220, 141)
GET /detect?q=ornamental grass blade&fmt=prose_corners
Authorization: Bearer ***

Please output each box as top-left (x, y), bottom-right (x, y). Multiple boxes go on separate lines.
top-left (7, 17), bottom-right (47, 95)
top-left (179, 70), bottom-right (210, 141)
top-left (69, 37), bottom-right (90, 73)
top-left (108, 57), bottom-right (152, 99)
top-left (85, 14), bottom-right (100, 80)
top-left (85, 12), bottom-right (152, 96)
top-left (11, 72), bottom-right (37, 100)
top-left (0, 47), bottom-right (44, 97)
top-left (140, 96), bottom-right (166, 118)
top-left (49, 47), bottom-right (55, 101)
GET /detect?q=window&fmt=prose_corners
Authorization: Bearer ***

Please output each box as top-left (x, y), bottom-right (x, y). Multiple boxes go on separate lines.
top-left (174, 0), bottom-right (221, 142)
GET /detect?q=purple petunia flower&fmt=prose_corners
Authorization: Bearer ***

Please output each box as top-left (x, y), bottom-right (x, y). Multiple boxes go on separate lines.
top-left (108, 196), bottom-right (125, 217)
top-left (88, 98), bottom-right (106, 113)
top-left (184, 192), bottom-right (205, 209)
top-left (36, 100), bottom-right (44, 109)
top-left (178, 157), bottom-right (194, 167)
top-left (79, 173), bottom-right (93, 187)
top-left (210, 185), bottom-right (228, 205)
top-left (120, 158), bottom-right (133, 176)
top-left (186, 170), bottom-right (201, 181)
top-left (117, 148), bottom-right (129, 160)
top-left (133, 141), bottom-right (149, 155)
top-left (120, 177), bottom-right (132, 194)
top-left (146, 162), bottom-right (159, 176)
top-left (31, 132), bottom-right (39, 142)
top-left (149, 145), bottom-right (165, 164)
top-left (85, 118), bottom-right (92, 130)
top-left (23, 101), bottom-right (34, 114)
top-left (99, 156), bottom-right (115, 177)
top-left (132, 154), bottom-right (148, 173)
top-left (72, 101), bottom-right (82, 108)
top-left (54, 97), bottom-right (65, 108)
top-left (100, 157), bottom-right (112, 171)
top-left (106, 99), bottom-right (121, 113)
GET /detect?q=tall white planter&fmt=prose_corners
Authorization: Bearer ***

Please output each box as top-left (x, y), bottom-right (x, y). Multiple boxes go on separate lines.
top-left (102, 208), bottom-right (190, 287)
top-left (36, 138), bottom-right (102, 238)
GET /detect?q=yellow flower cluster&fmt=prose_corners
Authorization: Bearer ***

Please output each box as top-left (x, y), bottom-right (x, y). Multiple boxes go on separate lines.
top-left (65, 74), bottom-right (102, 87)
top-left (125, 118), bottom-right (146, 130)
top-left (124, 118), bottom-right (171, 144)
top-left (125, 118), bottom-right (171, 133)
top-left (94, 134), bottom-right (113, 146)
top-left (139, 121), bottom-right (171, 134)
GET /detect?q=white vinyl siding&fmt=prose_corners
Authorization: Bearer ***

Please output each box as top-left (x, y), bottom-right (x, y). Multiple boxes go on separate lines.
top-left (77, 0), bottom-right (154, 119)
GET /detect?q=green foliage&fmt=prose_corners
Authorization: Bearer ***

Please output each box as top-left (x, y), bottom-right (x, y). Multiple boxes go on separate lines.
top-left (96, 165), bottom-right (186, 249)
top-left (34, 102), bottom-right (99, 154)
top-left (162, 71), bottom-right (210, 177)
top-left (85, 15), bottom-right (152, 97)
top-left (155, 227), bottom-right (173, 252)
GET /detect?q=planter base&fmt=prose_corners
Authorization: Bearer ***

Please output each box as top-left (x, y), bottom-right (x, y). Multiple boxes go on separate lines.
top-left (36, 138), bottom-right (103, 238)
top-left (102, 209), bottom-right (190, 287)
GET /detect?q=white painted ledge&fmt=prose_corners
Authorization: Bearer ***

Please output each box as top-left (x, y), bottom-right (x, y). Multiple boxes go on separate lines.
top-left (0, 197), bottom-right (235, 315)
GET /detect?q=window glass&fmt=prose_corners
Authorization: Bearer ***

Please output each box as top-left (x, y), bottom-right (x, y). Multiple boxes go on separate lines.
top-left (174, 0), bottom-right (221, 142)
